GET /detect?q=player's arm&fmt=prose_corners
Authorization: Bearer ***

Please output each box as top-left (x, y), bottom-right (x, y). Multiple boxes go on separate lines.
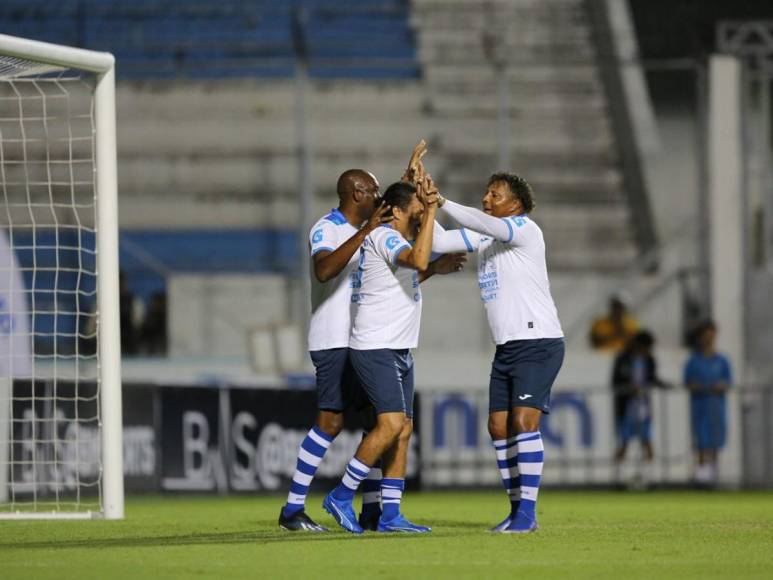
top-left (438, 198), bottom-right (520, 244)
top-left (313, 205), bottom-right (392, 282)
top-left (418, 252), bottom-right (467, 283)
top-left (432, 220), bottom-right (480, 254)
top-left (395, 178), bottom-right (438, 271)
top-left (650, 357), bottom-right (671, 389)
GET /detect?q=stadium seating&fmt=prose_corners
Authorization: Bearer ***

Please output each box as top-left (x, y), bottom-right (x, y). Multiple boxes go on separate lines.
top-left (412, 0), bottom-right (638, 270)
top-left (0, 0), bottom-right (418, 80)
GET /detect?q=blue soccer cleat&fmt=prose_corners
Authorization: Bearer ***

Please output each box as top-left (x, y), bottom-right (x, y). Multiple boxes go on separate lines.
top-left (322, 492), bottom-right (364, 534)
top-left (502, 509), bottom-right (538, 534)
top-left (488, 513), bottom-right (513, 533)
top-left (377, 514), bottom-right (432, 533)
top-left (358, 508), bottom-right (382, 532)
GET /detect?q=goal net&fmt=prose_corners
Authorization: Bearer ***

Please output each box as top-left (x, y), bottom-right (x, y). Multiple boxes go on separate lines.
top-left (0, 35), bottom-right (122, 519)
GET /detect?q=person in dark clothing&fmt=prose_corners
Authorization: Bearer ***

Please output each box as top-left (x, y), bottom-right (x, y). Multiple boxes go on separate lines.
top-left (140, 291), bottom-right (167, 356)
top-left (612, 330), bottom-right (668, 481)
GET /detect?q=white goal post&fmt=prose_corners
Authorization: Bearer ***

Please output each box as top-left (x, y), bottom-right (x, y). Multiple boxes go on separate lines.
top-left (0, 34), bottom-right (123, 519)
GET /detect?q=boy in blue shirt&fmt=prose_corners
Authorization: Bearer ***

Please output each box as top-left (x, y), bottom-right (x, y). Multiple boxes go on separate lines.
top-left (684, 320), bottom-right (732, 486)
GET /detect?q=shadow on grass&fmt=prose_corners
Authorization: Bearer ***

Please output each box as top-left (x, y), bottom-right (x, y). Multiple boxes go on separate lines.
top-left (1, 518), bottom-right (485, 551)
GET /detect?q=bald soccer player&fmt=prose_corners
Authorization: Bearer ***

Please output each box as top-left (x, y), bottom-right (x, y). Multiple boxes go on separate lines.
top-left (279, 169), bottom-right (392, 531)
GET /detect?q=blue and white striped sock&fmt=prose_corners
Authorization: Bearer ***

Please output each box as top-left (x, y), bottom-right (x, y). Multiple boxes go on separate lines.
top-left (331, 456), bottom-right (371, 501)
top-left (516, 431), bottom-right (544, 517)
top-left (361, 460), bottom-right (382, 516)
top-left (492, 438), bottom-right (520, 513)
top-left (283, 426), bottom-right (334, 517)
top-left (381, 478), bottom-right (404, 520)
top-left (505, 436), bottom-right (521, 513)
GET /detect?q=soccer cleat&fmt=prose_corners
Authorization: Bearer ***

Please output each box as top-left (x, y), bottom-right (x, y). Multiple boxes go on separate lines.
top-left (488, 513), bottom-right (513, 533)
top-left (322, 493), bottom-right (364, 534)
top-left (358, 508), bottom-right (382, 532)
top-left (377, 514), bottom-right (432, 533)
top-left (502, 509), bottom-right (538, 534)
top-left (278, 507), bottom-right (328, 532)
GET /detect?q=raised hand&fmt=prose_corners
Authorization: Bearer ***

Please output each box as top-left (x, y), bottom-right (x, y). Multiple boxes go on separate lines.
top-left (402, 139), bottom-right (428, 184)
top-left (431, 252), bottom-right (467, 275)
top-left (363, 202), bottom-right (393, 233)
top-left (417, 174), bottom-right (439, 208)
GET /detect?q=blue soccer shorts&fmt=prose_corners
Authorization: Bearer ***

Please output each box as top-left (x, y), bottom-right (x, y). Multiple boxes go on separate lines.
top-left (488, 338), bottom-right (565, 414)
top-left (348, 348), bottom-right (415, 418)
top-left (309, 347), bottom-right (363, 413)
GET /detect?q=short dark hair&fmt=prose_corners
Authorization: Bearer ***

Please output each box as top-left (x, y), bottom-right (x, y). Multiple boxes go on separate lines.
top-left (632, 329), bottom-right (655, 349)
top-left (488, 172), bottom-right (535, 213)
top-left (381, 181), bottom-right (416, 211)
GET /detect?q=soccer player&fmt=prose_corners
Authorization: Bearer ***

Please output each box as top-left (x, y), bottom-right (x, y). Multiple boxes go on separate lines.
top-left (430, 172), bottom-right (565, 533)
top-left (278, 169), bottom-right (392, 531)
top-left (684, 319), bottom-right (732, 486)
top-left (322, 178), bottom-right (441, 534)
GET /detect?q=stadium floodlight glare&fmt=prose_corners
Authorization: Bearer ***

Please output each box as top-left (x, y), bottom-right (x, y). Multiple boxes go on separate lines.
top-left (0, 34), bottom-right (123, 519)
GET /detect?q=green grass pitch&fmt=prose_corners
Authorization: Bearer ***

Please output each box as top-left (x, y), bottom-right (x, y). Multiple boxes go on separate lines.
top-left (2, 491), bottom-right (772, 579)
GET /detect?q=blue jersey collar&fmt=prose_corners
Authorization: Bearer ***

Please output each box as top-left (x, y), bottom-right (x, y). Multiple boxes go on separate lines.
top-left (325, 207), bottom-right (348, 225)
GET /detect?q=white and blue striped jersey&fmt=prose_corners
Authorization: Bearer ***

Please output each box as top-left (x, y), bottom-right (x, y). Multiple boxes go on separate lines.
top-left (434, 201), bottom-right (563, 344)
top-left (308, 208), bottom-right (359, 351)
top-left (349, 225), bottom-right (422, 350)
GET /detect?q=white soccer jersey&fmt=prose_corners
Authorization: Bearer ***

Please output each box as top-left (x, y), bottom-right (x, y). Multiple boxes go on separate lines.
top-left (349, 225), bottom-right (421, 350)
top-left (308, 208), bottom-right (359, 351)
top-left (435, 203), bottom-right (564, 344)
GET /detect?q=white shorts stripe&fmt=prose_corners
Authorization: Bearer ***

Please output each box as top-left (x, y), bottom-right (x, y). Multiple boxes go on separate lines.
top-left (308, 429), bottom-right (332, 449)
top-left (520, 485), bottom-right (539, 501)
top-left (298, 448), bottom-right (323, 467)
top-left (293, 470), bottom-right (314, 486)
top-left (518, 462), bottom-right (543, 476)
top-left (517, 439), bottom-right (543, 453)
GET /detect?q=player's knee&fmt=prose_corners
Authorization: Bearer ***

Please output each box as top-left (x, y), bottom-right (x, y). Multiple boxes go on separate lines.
top-left (488, 416), bottom-right (508, 440)
top-left (379, 413), bottom-right (405, 441)
top-left (317, 412), bottom-right (344, 437)
top-left (397, 418), bottom-right (413, 442)
top-left (513, 414), bottom-right (540, 434)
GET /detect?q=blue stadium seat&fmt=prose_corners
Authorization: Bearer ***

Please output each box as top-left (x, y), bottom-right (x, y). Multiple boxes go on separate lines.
top-left (0, 0), bottom-right (418, 80)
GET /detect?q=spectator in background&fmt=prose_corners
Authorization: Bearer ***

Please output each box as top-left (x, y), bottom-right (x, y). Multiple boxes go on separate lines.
top-left (590, 292), bottom-right (640, 353)
top-left (612, 330), bottom-right (668, 486)
top-left (140, 291), bottom-right (167, 356)
top-left (684, 320), bottom-right (732, 487)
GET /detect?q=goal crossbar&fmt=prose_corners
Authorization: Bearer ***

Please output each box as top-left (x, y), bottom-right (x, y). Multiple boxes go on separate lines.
top-left (0, 34), bottom-right (123, 520)
top-left (0, 34), bottom-right (114, 75)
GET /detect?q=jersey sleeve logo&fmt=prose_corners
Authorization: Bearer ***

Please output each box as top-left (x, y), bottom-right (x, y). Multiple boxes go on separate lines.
top-left (385, 235), bottom-right (400, 250)
top-left (312, 229), bottom-right (324, 244)
top-left (513, 216), bottom-right (527, 228)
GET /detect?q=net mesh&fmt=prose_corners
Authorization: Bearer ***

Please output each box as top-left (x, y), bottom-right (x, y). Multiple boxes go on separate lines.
top-left (0, 54), bottom-right (101, 514)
